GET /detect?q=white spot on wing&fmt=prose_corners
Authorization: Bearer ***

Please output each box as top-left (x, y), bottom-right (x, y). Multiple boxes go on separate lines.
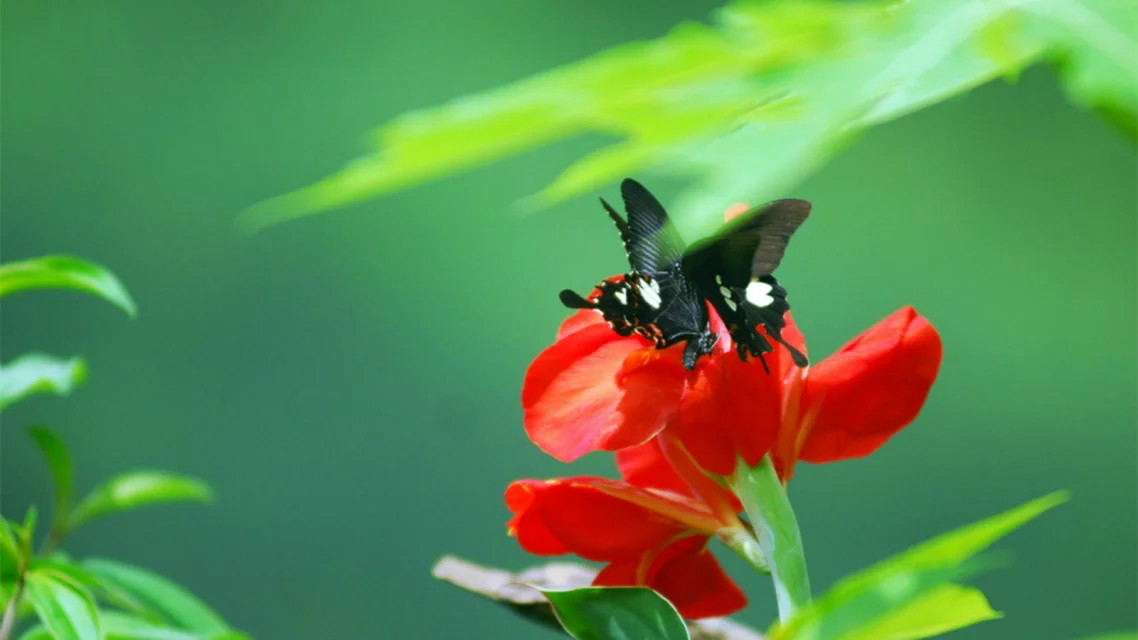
top-left (745, 280), bottom-right (775, 307)
top-left (614, 289), bottom-right (628, 305)
top-left (638, 279), bottom-right (662, 309)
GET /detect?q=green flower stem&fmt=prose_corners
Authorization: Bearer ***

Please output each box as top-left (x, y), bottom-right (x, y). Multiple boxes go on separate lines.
top-left (732, 455), bottom-right (811, 622)
top-left (719, 527), bottom-right (770, 575)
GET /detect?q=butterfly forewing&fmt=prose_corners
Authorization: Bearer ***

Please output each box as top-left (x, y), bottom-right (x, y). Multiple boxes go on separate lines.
top-left (620, 179), bottom-right (687, 277)
top-left (745, 199), bottom-right (812, 277)
top-left (684, 199), bottom-right (811, 287)
top-left (619, 179), bottom-right (709, 347)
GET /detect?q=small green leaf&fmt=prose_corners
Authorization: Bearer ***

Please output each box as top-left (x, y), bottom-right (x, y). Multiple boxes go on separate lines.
top-left (0, 255), bottom-right (136, 316)
top-left (843, 583), bottom-right (1002, 639)
top-left (24, 568), bottom-right (103, 640)
top-left (0, 354), bottom-right (87, 412)
top-left (1079, 634), bottom-right (1138, 640)
top-left (32, 557), bottom-right (153, 620)
top-left (771, 492), bottom-right (1067, 640)
top-left (101, 611), bottom-right (248, 639)
top-left (83, 559), bottom-right (229, 633)
top-left (20, 507), bottom-right (39, 552)
top-left (29, 427), bottom-right (76, 531)
top-left (71, 472), bottom-right (212, 529)
top-left (0, 519), bottom-right (20, 568)
top-left (543, 586), bottom-right (690, 640)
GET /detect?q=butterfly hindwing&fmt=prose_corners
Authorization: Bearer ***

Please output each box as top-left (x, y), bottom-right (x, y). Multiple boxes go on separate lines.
top-left (683, 199), bottom-right (811, 369)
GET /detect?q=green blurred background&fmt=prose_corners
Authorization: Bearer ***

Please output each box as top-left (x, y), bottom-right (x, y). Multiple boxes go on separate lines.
top-left (2, 1), bottom-right (1134, 638)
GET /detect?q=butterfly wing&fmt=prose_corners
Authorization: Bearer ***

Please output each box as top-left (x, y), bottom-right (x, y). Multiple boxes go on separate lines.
top-left (683, 199), bottom-right (811, 368)
top-left (619, 179), bottom-right (685, 277)
top-left (619, 179), bottom-right (709, 354)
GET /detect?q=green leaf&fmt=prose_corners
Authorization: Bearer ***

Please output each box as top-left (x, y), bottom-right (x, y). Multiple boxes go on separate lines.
top-left (70, 472), bottom-right (213, 529)
top-left (82, 559), bottom-right (229, 633)
top-left (543, 586), bottom-right (690, 640)
top-left (0, 354), bottom-right (87, 412)
top-left (0, 519), bottom-right (20, 569)
top-left (1079, 634), bottom-right (1138, 640)
top-left (15, 613), bottom-right (247, 640)
top-left (19, 507), bottom-right (39, 552)
top-left (771, 491), bottom-right (1068, 640)
top-left (843, 583), bottom-right (1001, 639)
top-left (29, 427), bottom-right (76, 531)
top-left (32, 557), bottom-right (154, 621)
top-left (242, 0), bottom-right (1137, 232)
top-left (100, 611), bottom-right (248, 640)
top-left (23, 568), bottom-right (103, 640)
top-left (0, 255), bottom-right (136, 316)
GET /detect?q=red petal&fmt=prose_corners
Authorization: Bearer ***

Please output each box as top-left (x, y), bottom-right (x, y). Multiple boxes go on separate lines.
top-left (595, 536), bottom-right (746, 619)
top-left (557, 309), bottom-right (606, 340)
top-left (523, 325), bottom-right (685, 462)
top-left (505, 480), bottom-right (570, 555)
top-left (648, 536), bottom-right (747, 618)
top-left (798, 306), bottom-right (943, 463)
top-left (615, 438), bottom-right (693, 497)
top-left (671, 352), bottom-right (782, 474)
top-left (505, 478), bottom-right (719, 562)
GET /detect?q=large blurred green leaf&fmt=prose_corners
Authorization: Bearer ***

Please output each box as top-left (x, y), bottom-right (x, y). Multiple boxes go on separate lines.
top-left (770, 491), bottom-right (1068, 640)
top-left (29, 427), bottom-right (77, 532)
top-left (543, 586), bottom-right (689, 640)
top-left (15, 626), bottom-right (52, 640)
top-left (0, 354), bottom-right (87, 413)
top-left (23, 569), bottom-right (103, 640)
top-left (843, 583), bottom-right (1001, 639)
top-left (70, 472), bottom-right (212, 529)
top-left (0, 255), bottom-right (136, 316)
top-left (242, 0), bottom-right (1136, 233)
top-left (82, 559), bottom-right (230, 634)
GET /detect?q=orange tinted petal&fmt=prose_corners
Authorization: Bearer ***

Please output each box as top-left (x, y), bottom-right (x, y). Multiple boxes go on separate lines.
top-left (523, 325), bottom-right (683, 461)
top-left (505, 480), bottom-right (570, 555)
top-left (615, 438), bottom-right (692, 497)
top-left (508, 478), bottom-right (712, 562)
top-left (798, 306), bottom-right (943, 463)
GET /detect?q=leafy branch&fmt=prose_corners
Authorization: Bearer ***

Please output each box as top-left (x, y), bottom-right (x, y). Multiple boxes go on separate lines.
top-left (241, 0), bottom-right (1136, 234)
top-left (0, 256), bottom-right (242, 640)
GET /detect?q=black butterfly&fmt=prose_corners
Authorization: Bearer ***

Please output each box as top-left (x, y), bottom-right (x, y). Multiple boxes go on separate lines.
top-left (559, 178), bottom-right (810, 371)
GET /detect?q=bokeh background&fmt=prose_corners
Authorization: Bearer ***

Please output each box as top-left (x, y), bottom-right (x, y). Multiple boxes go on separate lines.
top-left (2, 1), bottom-right (1135, 638)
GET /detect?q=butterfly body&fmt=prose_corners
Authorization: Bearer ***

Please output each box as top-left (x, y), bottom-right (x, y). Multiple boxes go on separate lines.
top-left (561, 179), bottom-right (809, 371)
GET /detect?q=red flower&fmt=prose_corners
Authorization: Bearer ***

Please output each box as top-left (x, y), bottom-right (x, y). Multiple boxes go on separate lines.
top-left (505, 437), bottom-right (747, 618)
top-left (523, 302), bottom-right (942, 479)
